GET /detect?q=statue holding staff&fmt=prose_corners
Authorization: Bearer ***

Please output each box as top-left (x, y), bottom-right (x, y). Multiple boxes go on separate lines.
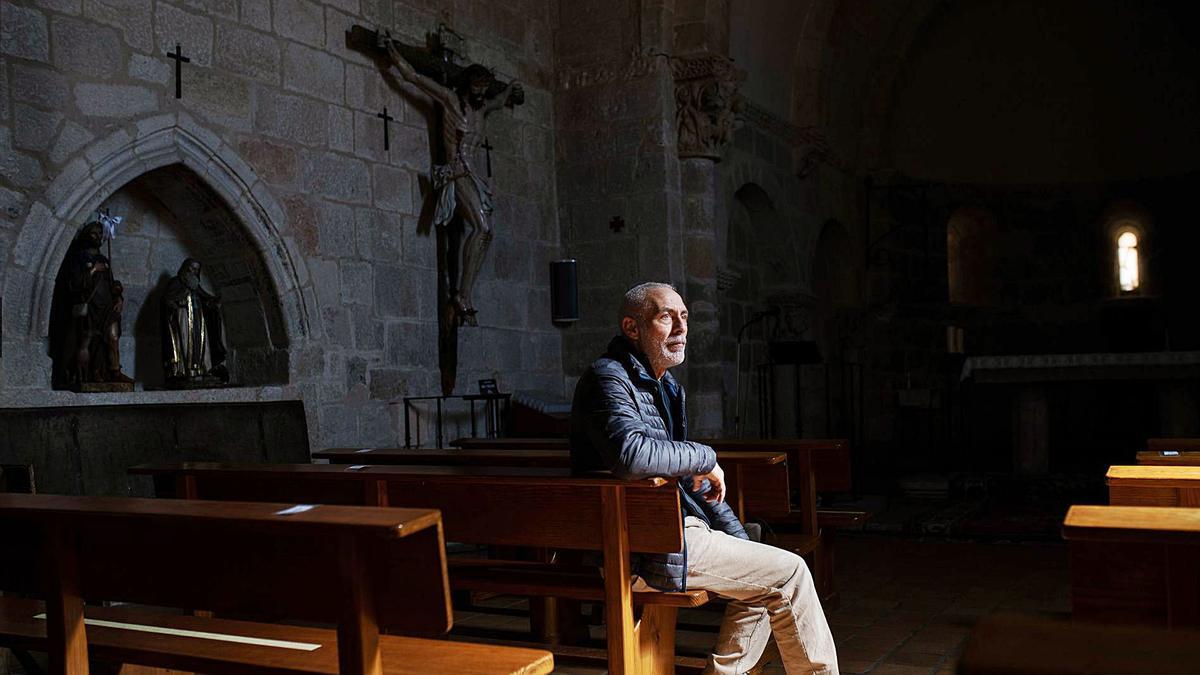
top-left (380, 32), bottom-right (523, 326)
top-left (59, 217), bottom-right (134, 390)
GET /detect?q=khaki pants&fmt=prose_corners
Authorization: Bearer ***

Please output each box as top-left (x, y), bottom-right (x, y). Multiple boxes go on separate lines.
top-left (684, 516), bottom-right (839, 675)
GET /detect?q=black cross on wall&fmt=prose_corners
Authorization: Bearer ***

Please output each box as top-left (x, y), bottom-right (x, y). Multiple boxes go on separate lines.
top-left (480, 138), bottom-right (494, 177)
top-left (377, 107), bottom-right (394, 151)
top-left (167, 43), bottom-right (190, 99)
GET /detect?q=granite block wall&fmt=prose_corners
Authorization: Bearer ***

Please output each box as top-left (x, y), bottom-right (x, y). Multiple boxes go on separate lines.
top-left (0, 0), bottom-right (564, 449)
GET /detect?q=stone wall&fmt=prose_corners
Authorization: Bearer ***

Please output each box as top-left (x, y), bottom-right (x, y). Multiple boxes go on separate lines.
top-left (552, 0), bottom-right (684, 378)
top-left (0, 0), bottom-right (563, 449)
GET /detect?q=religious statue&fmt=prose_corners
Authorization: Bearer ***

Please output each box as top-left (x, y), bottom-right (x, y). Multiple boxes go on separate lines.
top-left (59, 219), bottom-right (134, 391)
top-left (380, 31), bottom-right (524, 326)
top-left (161, 258), bottom-right (229, 388)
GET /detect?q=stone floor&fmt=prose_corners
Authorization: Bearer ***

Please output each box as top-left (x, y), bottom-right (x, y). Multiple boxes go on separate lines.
top-left (453, 533), bottom-right (1071, 674)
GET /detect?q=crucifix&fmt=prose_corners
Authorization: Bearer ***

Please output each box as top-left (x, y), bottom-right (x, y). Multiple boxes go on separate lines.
top-left (167, 43), bottom-right (190, 99)
top-left (347, 25), bottom-right (525, 394)
top-left (376, 107), bottom-right (394, 150)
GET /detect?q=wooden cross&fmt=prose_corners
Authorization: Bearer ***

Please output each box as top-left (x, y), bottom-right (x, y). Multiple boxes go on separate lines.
top-left (167, 44), bottom-right (190, 99)
top-left (480, 137), bottom-right (494, 177)
top-left (376, 107), bottom-right (394, 151)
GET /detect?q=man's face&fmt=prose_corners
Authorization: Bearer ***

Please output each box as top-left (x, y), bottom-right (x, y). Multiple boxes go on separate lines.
top-left (623, 287), bottom-right (689, 376)
top-left (468, 78), bottom-right (489, 108)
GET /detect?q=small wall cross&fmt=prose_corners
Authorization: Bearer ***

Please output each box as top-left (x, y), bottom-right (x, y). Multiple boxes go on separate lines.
top-left (167, 43), bottom-right (190, 99)
top-left (377, 107), bottom-right (394, 151)
top-left (480, 138), bottom-right (494, 177)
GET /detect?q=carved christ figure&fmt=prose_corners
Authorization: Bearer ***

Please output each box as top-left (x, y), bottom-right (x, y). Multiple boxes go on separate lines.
top-left (382, 35), bottom-right (523, 326)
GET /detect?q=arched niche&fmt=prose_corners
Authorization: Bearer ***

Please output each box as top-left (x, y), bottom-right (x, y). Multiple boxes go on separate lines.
top-left (49, 165), bottom-right (291, 389)
top-left (729, 184), bottom-right (799, 291)
top-left (2, 115), bottom-right (311, 395)
top-left (811, 219), bottom-right (857, 361)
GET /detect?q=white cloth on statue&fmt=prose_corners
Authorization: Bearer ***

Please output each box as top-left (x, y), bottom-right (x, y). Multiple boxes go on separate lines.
top-left (430, 163), bottom-right (494, 228)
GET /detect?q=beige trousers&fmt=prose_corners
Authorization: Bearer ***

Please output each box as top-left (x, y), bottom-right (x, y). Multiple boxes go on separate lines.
top-left (684, 516), bottom-right (839, 675)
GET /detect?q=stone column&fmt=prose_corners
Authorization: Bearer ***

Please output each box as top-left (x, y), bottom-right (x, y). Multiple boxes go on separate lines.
top-left (668, 54), bottom-right (743, 436)
top-left (681, 157), bottom-right (722, 436)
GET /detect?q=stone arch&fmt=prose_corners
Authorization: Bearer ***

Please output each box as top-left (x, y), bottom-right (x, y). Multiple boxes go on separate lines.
top-left (4, 114), bottom-right (312, 387)
top-left (788, 0), bottom-right (945, 170)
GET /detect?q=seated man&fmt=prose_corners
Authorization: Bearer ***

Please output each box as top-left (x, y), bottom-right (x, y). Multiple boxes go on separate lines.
top-left (570, 282), bottom-right (838, 675)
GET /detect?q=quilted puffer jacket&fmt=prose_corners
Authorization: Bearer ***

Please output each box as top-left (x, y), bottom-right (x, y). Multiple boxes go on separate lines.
top-left (570, 336), bottom-right (749, 591)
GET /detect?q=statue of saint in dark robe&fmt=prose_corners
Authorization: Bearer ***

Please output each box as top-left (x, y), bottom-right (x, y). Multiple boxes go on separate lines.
top-left (161, 258), bottom-right (229, 386)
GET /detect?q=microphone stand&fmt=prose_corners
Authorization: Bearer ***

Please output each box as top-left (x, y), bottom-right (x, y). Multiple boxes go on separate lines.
top-left (733, 309), bottom-right (777, 438)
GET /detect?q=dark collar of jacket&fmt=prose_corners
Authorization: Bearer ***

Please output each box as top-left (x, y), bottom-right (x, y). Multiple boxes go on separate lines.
top-left (604, 336), bottom-right (685, 434)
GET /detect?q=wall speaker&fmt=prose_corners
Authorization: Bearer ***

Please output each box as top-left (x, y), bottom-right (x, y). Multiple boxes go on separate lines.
top-left (550, 259), bottom-right (579, 323)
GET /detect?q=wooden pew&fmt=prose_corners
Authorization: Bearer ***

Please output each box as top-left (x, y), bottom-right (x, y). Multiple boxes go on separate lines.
top-left (449, 436), bottom-right (865, 526)
top-left (451, 436), bottom-right (854, 492)
top-left (1063, 504), bottom-right (1200, 628)
top-left (1136, 450), bottom-right (1200, 466)
top-left (312, 447), bottom-right (793, 522)
top-left (958, 612), bottom-right (1200, 674)
top-left (1107, 465), bottom-right (1200, 506)
top-left (0, 493), bottom-right (553, 674)
top-left (131, 462), bottom-right (708, 675)
top-left (441, 438), bottom-right (858, 605)
top-left (1146, 438), bottom-right (1200, 451)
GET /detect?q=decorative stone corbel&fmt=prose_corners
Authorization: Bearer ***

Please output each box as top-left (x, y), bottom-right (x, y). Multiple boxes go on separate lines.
top-left (668, 54), bottom-right (745, 161)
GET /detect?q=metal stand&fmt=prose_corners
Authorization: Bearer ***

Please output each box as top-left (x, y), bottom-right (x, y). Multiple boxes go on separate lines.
top-left (403, 393), bottom-right (512, 448)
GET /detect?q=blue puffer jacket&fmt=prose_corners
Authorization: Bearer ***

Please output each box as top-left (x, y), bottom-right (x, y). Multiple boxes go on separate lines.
top-left (570, 336), bottom-right (749, 591)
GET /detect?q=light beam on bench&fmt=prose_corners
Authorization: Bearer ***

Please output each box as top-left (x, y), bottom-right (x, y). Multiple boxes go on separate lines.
top-left (33, 613), bottom-right (322, 651)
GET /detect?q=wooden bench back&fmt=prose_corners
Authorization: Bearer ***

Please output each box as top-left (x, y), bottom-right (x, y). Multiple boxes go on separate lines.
top-left (1137, 450), bottom-right (1200, 466)
top-left (135, 463), bottom-right (685, 553)
top-left (0, 494), bottom-right (451, 636)
top-left (959, 612), bottom-right (1200, 674)
top-left (312, 447), bottom-right (794, 522)
top-left (1064, 504), bottom-right (1200, 628)
top-left (133, 463), bottom-right (685, 675)
top-left (1107, 465), bottom-right (1200, 507)
top-left (1147, 438), bottom-right (1200, 451)
top-left (450, 435), bottom-right (853, 493)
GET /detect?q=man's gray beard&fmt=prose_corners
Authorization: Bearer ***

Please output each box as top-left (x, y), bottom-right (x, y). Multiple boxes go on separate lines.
top-left (654, 348), bottom-right (685, 372)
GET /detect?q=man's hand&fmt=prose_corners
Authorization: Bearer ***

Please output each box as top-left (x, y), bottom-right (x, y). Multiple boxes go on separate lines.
top-left (692, 461), bottom-right (726, 504)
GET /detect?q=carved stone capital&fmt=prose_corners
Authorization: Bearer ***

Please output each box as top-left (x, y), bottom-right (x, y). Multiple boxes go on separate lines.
top-left (668, 54), bottom-right (745, 161)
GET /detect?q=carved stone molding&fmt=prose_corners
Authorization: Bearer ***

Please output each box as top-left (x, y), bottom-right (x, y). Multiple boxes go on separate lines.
top-left (668, 53), bottom-right (745, 161)
top-left (736, 98), bottom-right (837, 176)
top-left (555, 48), bottom-right (660, 91)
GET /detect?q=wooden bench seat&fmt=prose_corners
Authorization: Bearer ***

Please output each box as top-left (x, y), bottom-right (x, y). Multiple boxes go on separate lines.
top-left (131, 462), bottom-right (703, 674)
top-left (0, 597), bottom-right (553, 675)
top-left (1063, 504), bottom-right (1200, 628)
top-left (0, 493), bottom-right (552, 675)
top-left (958, 612), bottom-right (1200, 674)
top-left (1106, 465), bottom-right (1200, 506)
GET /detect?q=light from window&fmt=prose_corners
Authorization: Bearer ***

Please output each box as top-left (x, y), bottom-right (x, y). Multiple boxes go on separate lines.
top-left (1117, 231), bottom-right (1139, 292)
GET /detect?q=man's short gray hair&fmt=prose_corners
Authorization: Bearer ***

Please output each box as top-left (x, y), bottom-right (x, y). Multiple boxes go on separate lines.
top-left (621, 282), bottom-right (677, 322)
